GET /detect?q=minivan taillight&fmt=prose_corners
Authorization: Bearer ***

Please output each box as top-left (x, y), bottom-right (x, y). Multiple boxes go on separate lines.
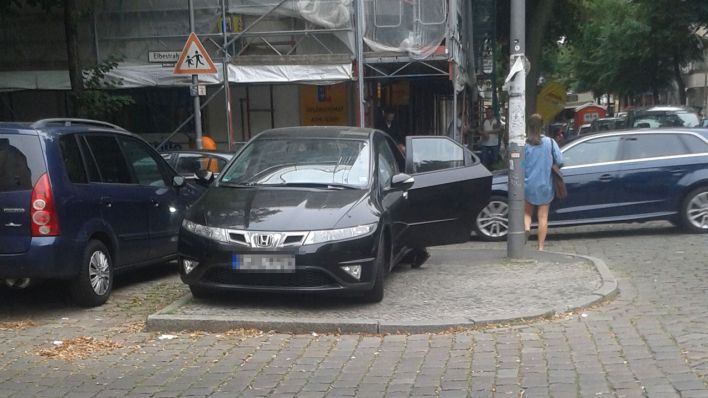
top-left (30, 173), bottom-right (60, 237)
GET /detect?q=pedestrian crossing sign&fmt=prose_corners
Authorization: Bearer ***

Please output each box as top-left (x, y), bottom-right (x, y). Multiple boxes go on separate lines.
top-left (173, 32), bottom-right (217, 75)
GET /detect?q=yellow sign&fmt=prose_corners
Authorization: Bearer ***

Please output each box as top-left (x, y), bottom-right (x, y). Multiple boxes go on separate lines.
top-left (300, 84), bottom-right (348, 126)
top-left (536, 81), bottom-right (566, 123)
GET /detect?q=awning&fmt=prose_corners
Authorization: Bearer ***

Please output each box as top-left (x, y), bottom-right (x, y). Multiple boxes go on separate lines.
top-left (0, 62), bottom-right (353, 91)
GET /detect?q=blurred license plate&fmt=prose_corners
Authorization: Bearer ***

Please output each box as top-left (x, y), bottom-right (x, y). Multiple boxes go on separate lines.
top-left (232, 254), bottom-right (295, 272)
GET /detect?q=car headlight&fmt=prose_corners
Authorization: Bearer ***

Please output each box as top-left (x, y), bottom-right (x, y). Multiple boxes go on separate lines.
top-left (304, 223), bottom-right (377, 245)
top-left (182, 219), bottom-right (229, 243)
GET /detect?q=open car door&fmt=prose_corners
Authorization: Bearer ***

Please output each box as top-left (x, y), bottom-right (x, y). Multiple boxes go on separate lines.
top-left (397, 136), bottom-right (492, 248)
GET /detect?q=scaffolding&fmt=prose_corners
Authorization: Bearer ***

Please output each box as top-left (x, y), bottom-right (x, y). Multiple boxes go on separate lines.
top-left (1, 0), bottom-right (476, 144)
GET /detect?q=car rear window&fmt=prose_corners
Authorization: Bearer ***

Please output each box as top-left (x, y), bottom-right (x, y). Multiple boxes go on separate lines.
top-left (0, 133), bottom-right (46, 192)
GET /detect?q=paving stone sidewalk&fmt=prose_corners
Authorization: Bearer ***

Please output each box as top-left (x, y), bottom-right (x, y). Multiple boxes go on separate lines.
top-left (0, 221), bottom-right (706, 398)
top-left (147, 249), bottom-right (612, 334)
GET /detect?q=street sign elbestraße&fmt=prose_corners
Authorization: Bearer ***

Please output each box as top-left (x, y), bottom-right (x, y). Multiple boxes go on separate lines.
top-left (148, 51), bottom-right (180, 64)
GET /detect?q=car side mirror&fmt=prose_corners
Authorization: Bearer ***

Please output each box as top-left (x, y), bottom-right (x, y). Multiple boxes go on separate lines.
top-left (172, 175), bottom-right (186, 188)
top-left (195, 169), bottom-right (214, 186)
top-left (390, 173), bottom-right (414, 191)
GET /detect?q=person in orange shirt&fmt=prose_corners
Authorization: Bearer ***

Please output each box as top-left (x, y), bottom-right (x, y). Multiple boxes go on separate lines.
top-left (199, 136), bottom-right (219, 172)
top-left (201, 135), bottom-right (216, 150)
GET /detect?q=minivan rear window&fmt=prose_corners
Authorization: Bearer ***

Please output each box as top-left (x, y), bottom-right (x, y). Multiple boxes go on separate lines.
top-left (0, 134), bottom-right (46, 192)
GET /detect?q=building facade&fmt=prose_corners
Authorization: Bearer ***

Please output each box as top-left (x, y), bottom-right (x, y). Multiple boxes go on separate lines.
top-left (0, 0), bottom-right (479, 150)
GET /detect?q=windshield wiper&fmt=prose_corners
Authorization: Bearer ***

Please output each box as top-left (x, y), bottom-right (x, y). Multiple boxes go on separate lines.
top-left (264, 182), bottom-right (358, 190)
top-left (219, 181), bottom-right (257, 187)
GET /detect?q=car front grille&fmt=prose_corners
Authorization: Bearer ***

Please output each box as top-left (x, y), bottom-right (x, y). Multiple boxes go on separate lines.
top-left (205, 268), bottom-right (338, 288)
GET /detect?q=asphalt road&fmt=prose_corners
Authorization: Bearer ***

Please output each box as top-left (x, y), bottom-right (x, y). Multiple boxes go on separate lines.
top-left (1, 221), bottom-right (707, 398)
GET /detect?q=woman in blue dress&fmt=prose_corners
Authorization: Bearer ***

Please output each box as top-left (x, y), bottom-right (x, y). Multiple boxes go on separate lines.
top-left (524, 114), bottom-right (562, 250)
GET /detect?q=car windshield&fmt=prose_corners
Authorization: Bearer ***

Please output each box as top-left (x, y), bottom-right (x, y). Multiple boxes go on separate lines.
top-left (220, 137), bottom-right (370, 188)
top-left (633, 111), bottom-right (699, 128)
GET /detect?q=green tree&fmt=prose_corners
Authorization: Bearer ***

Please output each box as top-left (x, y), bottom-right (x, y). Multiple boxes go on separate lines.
top-left (76, 55), bottom-right (135, 120)
top-left (635, 0), bottom-right (708, 104)
top-left (0, 0), bottom-right (134, 117)
top-left (496, 0), bottom-right (583, 114)
top-left (559, 0), bottom-right (707, 104)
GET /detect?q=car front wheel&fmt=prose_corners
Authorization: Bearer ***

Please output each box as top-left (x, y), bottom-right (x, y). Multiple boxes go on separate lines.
top-left (70, 240), bottom-right (113, 307)
top-left (681, 186), bottom-right (708, 233)
top-left (474, 196), bottom-right (509, 241)
top-left (362, 233), bottom-right (388, 303)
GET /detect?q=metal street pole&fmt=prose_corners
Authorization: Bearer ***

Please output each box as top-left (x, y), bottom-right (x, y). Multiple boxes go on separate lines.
top-left (189, 0), bottom-right (203, 149)
top-left (221, 0), bottom-right (233, 150)
top-left (506, 0), bottom-right (526, 259)
top-left (356, 0), bottom-right (365, 127)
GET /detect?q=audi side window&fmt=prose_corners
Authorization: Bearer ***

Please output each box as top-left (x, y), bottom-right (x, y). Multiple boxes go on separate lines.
top-left (562, 136), bottom-right (621, 167)
top-left (623, 134), bottom-right (686, 160)
top-left (119, 138), bottom-right (167, 187)
top-left (679, 135), bottom-right (708, 154)
top-left (84, 135), bottom-right (133, 184)
top-left (58, 135), bottom-right (87, 184)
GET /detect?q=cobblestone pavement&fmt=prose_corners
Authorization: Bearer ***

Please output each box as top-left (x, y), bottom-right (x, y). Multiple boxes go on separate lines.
top-left (1, 221), bottom-right (707, 397)
top-left (154, 249), bottom-right (603, 332)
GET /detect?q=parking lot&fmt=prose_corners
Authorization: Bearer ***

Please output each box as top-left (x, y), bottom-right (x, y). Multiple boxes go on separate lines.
top-left (1, 221), bottom-right (707, 397)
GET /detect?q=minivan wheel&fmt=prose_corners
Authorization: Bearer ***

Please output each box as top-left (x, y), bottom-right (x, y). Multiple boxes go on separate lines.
top-left (70, 240), bottom-right (113, 307)
top-left (474, 196), bottom-right (509, 241)
top-left (363, 233), bottom-right (387, 303)
top-left (681, 186), bottom-right (708, 233)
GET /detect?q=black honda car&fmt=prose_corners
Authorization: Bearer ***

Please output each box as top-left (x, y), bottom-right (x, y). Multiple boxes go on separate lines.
top-left (178, 126), bottom-right (491, 302)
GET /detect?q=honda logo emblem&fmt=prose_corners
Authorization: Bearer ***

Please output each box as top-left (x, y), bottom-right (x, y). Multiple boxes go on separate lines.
top-left (253, 234), bottom-right (274, 248)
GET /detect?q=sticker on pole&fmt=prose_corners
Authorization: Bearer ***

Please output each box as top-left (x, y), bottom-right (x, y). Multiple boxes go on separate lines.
top-left (173, 32), bottom-right (217, 75)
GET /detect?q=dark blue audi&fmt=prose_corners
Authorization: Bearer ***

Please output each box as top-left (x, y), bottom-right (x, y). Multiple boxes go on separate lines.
top-left (474, 128), bottom-right (708, 240)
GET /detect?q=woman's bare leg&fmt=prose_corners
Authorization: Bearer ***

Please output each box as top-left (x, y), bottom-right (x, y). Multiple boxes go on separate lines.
top-left (524, 201), bottom-right (534, 234)
top-left (536, 204), bottom-right (550, 250)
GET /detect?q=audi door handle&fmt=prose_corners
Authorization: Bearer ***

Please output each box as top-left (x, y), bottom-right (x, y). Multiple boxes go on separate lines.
top-left (598, 174), bottom-right (613, 182)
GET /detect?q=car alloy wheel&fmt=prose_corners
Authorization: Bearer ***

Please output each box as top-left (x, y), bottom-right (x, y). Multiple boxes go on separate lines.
top-left (474, 196), bottom-right (509, 241)
top-left (88, 251), bottom-right (111, 296)
top-left (683, 187), bottom-right (708, 233)
top-left (363, 232), bottom-right (388, 303)
top-left (70, 240), bottom-right (113, 307)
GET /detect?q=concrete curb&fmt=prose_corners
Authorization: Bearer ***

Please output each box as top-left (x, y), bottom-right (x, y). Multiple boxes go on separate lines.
top-left (146, 251), bottom-right (618, 334)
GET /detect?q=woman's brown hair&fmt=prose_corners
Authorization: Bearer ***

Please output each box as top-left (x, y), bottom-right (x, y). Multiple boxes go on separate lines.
top-left (526, 113), bottom-right (543, 146)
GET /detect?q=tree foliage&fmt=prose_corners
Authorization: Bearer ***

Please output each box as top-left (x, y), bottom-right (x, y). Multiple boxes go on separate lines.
top-left (562, 0), bottom-right (707, 102)
top-left (76, 55), bottom-right (135, 120)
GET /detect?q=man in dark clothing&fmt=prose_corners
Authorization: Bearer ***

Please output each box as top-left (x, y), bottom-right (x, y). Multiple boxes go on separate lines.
top-left (376, 107), bottom-right (404, 148)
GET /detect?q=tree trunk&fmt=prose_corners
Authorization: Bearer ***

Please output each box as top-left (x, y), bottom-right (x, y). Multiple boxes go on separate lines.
top-left (64, 0), bottom-right (83, 116)
top-left (525, 0), bottom-right (555, 120)
top-left (672, 56), bottom-right (687, 105)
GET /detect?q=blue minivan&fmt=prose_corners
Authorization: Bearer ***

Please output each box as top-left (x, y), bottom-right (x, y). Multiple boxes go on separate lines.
top-left (0, 119), bottom-right (200, 306)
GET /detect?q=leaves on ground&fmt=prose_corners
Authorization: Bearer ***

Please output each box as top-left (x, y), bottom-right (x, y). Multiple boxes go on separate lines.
top-left (0, 320), bottom-right (36, 330)
top-left (36, 336), bottom-right (122, 361)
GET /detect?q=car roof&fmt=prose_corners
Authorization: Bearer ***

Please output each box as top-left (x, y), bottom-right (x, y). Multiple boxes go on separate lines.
top-left (0, 119), bottom-right (141, 140)
top-left (253, 126), bottom-right (374, 141)
top-left (564, 128), bottom-right (708, 147)
top-left (631, 105), bottom-right (696, 113)
top-left (162, 149), bottom-right (234, 157)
